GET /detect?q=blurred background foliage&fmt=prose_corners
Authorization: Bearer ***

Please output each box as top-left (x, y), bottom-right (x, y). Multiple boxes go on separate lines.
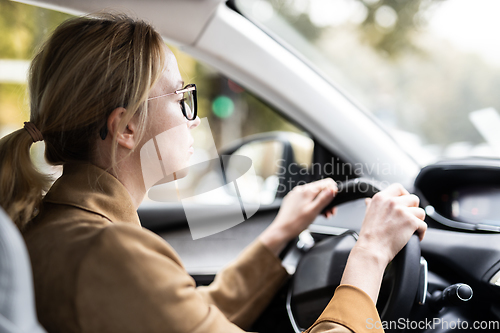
top-left (0, 0), bottom-right (71, 134)
top-left (0, 1), bottom-right (71, 58)
top-left (265, 0), bottom-right (443, 56)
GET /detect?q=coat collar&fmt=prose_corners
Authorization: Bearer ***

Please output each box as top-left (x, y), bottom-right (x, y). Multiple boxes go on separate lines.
top-left (43, 163), bottom-right (141, 226)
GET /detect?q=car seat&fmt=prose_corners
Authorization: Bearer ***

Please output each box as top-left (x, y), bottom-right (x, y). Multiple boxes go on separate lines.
top-left (0, 207), bottom-right (46, 333)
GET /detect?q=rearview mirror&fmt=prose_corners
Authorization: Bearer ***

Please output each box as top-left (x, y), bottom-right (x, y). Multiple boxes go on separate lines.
top-left (220, 131), bottom-right (314, 204)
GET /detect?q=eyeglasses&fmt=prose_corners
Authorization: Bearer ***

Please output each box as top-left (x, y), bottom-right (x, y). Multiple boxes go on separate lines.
top-left (148, 83), bottom-right (197, 121)
top-left (99, 83), bottom-right (197, 140)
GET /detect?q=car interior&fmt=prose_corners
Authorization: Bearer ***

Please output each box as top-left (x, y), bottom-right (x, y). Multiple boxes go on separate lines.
top-left (2, 0), bottom-right (500, 332)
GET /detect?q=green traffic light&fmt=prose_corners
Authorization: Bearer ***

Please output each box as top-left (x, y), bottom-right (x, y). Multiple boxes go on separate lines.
top-left (212, 95), bottom-right (234, 118)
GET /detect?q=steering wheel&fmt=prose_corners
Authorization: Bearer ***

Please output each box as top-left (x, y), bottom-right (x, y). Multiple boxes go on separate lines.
top-left (285, 178), bottom-right (422, 333)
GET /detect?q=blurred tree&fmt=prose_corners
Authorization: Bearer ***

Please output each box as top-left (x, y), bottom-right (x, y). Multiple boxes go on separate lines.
top-left (0, 0), bottom-right (71, 59)
top-left (0, 0), bottom-right (72, 131)
top-left (268, 0), bottom-right (323, 40)
top-left (361, 0), bottom-right (444, 57)
top-left (268, 0), bottom-right (447, 56)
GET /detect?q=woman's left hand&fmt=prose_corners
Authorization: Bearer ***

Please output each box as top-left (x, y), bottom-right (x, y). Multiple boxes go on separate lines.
top-left (259, 178), bottom-right (338, 257)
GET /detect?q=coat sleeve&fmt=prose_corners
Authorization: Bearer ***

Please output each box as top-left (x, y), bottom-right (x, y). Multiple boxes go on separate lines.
top-left (306, 285), bottom-right (384, 333)
top-left (196, 240), bottom-right (289, 329)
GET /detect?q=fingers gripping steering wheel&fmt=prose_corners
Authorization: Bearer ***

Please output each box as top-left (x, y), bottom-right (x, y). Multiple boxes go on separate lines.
top-left (285, 178), bottom-right (422, 333)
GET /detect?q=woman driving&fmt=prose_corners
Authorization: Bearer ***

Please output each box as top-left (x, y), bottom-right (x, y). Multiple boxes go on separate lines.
top-left (0, 14), bottom-right (426, 333)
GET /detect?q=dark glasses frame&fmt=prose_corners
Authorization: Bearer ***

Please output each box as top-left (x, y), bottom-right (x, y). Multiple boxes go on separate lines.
top-left (148, 83), bottom-right (197, 121)
top-left (100, 83), bottom-right (197, 140)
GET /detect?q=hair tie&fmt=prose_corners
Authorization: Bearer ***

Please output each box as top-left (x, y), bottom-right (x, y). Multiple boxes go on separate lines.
top-left (24, 122), bottom-right (44, 143)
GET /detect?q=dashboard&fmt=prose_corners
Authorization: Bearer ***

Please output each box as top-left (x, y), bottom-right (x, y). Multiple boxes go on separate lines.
top-left (415, 159), bottom-right (500, 232)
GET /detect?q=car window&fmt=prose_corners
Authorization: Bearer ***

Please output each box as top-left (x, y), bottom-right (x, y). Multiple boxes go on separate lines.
top-left (235, 0), bottom-right (500, 165)
top-left (171, 46), bottom-right (305, 151)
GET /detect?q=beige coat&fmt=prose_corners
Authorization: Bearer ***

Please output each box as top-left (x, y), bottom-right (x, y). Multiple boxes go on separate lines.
top-left (23, 163), bottom-right (383, 333)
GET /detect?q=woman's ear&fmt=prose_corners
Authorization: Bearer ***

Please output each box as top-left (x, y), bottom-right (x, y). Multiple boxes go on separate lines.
top-left (106, 107), bottom-right (138, 150)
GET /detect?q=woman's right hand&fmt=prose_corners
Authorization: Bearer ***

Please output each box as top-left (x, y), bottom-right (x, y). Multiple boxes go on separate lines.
top-left (340, 183), bottom-right (427, 303)
top-left (356, 183), bottom-right (427, 267)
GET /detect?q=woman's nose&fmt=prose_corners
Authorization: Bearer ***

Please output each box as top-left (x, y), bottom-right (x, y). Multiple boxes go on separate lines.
top-left (189, 116), bottom-right (201, 129)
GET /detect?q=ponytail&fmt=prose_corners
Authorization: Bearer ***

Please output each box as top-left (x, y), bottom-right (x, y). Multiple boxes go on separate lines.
top-left (0, 128), bottom-right (51, 230)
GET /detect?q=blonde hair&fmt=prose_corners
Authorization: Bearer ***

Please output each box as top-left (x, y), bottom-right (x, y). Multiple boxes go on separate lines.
top-left (0, 13), bottom-right (165, 229)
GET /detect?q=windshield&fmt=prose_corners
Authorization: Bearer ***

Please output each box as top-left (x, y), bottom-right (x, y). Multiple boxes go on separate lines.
top-left (235, 0), bottom-right (500, 166)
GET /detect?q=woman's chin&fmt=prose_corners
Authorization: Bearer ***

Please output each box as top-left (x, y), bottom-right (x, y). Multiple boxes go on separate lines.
top-left (149, 168), bottom-right (189, 187)
top-left (173, 168), bottom-right (189, 180)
